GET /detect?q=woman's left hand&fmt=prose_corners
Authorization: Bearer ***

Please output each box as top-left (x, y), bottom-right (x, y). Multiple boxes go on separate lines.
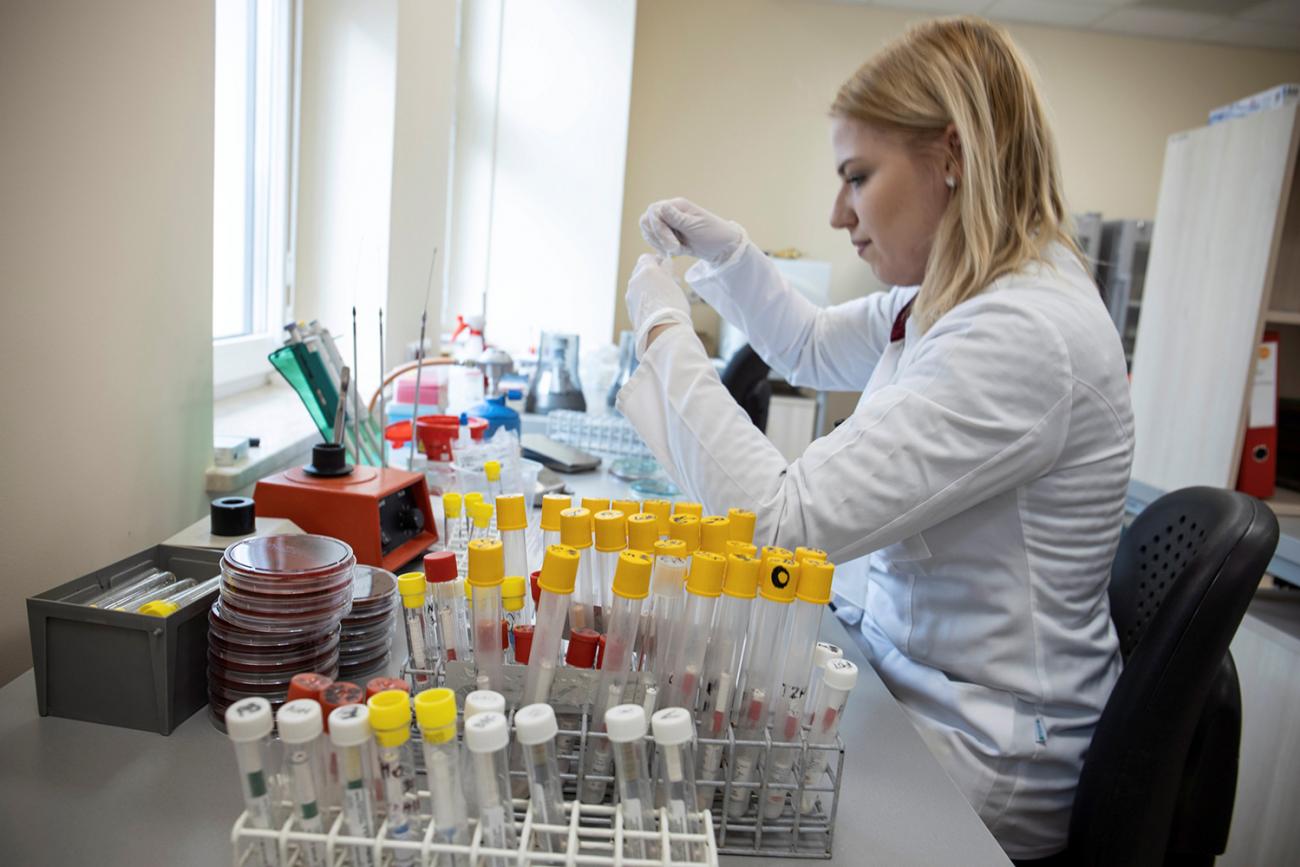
top-left (626, 254), bottom-right (692, 357)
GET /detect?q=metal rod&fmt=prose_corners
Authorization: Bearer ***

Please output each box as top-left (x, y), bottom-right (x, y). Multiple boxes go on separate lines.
top-left (352, 306), bottom-right (362, 465)
top-left (333, 367), bottom-right (350, 447)
top-left (408, 247), bottom-right (438, 471)
top-left (378, 309), bottom-right (387, 465)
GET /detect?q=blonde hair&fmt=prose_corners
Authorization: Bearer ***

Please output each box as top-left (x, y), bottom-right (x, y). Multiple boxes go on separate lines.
top-left (832, 16), bottom-right (1078, 331)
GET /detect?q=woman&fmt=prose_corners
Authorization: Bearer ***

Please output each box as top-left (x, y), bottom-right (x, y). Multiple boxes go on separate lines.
top-left (618, 16), bottom-right (1133, 861)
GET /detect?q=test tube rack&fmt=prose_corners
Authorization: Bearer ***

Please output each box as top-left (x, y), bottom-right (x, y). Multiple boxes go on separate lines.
top-left (230, 797), bottom-right (718, 867)
top-left (544, 410), bottom-right (655, 460)
top-left (413, 661), bottom-right (847, 860)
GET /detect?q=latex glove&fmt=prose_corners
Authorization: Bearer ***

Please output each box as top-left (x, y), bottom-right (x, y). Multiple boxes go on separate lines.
top-left (626, 254), bottom-right (692, 357)
top-left (639, 197), bottom-right (746, 266)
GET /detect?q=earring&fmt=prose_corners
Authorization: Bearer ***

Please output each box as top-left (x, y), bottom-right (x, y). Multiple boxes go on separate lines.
top-left (945, 176), bottom-right (957, 189)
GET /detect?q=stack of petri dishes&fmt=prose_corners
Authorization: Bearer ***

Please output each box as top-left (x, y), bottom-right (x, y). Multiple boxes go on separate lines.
top-left (207, 534), bottom-right (355, 730)
top-left (337, 564), bottom-right (397, 681)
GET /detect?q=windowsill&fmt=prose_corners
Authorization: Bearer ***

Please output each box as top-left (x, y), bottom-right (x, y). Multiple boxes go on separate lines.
top-left (206, 379), bottom-right (320, 494)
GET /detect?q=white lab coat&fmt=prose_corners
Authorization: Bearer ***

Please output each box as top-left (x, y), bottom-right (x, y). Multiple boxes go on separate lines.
top-left (617, 240), bottom-right (1133, 859)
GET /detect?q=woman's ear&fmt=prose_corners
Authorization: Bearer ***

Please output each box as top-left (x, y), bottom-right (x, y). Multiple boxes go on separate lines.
top-left (944, 123), bottom-right (963, 184)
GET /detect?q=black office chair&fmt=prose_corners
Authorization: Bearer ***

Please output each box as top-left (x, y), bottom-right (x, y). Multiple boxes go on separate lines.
top-left (1066, 486), bottom-right (1279, 866)
top-left (720, 344), bottom-right (772, 432)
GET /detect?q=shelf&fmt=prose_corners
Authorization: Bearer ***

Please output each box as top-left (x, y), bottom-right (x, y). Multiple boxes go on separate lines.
top-left (1265, 310), bottom-right (1300, 325)
top-left (1265, 486), bottom-right (1300, 518)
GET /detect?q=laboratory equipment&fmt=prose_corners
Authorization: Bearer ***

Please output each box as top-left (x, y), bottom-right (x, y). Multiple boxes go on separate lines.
top-left (521, 545), bottom-right (580, 708)
top-left (467, 539), bottom-right (506, 692)
top-left (697, 552), bottom-right (759, 809)
top-left (802, 642), bottom-right (844, 726)
top-left (626, 513), bottom-right (659, 554)
top-left (465, 492), bottom-right (485, 541)
top-left (726, 540), bottom-right (757, 560)
top-left (515, 703), bottom-right (567, 852)
top-left (409, 259), bottom-right (435, 470)
top-left (501, 576), bottom-right (528, 660)
top-left (639, 539), bottom-right (687, 701)
top-left (277, 699), bottom-right (329, 867)
top-left (114, 578), bottom-right (196, 611)
top-left (414, 688), bottom-right (470, 866)
top-left (794, 546), bottom-right (827, 564)
top-left (424, 551), bottom-right (468, 664)
top-left (521, 433), bottom-right (601, 473)
top-left (286, 671), bottom-right (333, 704)
top-left (673, 502), bottom-right (703, 519)
top-left (464, 689), bottom-right (506, 721)
top-left (560, 507), bottom-right (598, 632)
top-left (338, 565), bottom-right (397, 681)
top-left (652, 707), bottom-right (704, 863)
top-left (581, 496), bottom-right (611, 516)
top-left (799, 658), bottom-right (858, 815)
top-left (367, 677), bottom-right (411, 700)
top-left (579, 550), bottom-right (653, 804)
top-left (464, 711), bottom-right (518, 865)
top-left (699, 516), bottom-right (731, 555)
top-left (606, 704), bottom-right (658, 860)
top-left (496, 493), bottom-right (530, 584)
top-left (525, 331), bottom-right (586, 414)
top-left (1096, 218), bottom-right (1153, 368)
top-left (593, 509), bottom-right (627, 615)
top-left (665, 551), bottom-right (726, 710)
top-left (328, 703), bottom-right (377, 867)
top-left (224, 696), bottom-right (279, 867)
top-left (468, 502), bottom-right (495, 544)
top-left (485, 460), bottom-right (504, 503)
top-left (367, 689), bottom-right (421, 863)
top-left (669, 515), bottom-right (701, 566)
top-left (84, 568), bottom-right (171, 609)
top-left (155, 575), bottom-right (222, 610)
top-left (253, 458), bottom-right (437, 572)
top-left (641, 499), bottom-right (671, 539)
top-left (762, 558), bottom-right (833, 819)
top-left (539, 494), bottom-right (569, 550)
top-left (442, 492), bottom-right (464, 552)
top-left (398, 572), bottom-right (435, 690)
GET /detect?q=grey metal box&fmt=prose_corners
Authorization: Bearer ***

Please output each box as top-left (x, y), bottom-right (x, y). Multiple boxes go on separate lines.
top-left (25, 545), bottom-right (223, 734)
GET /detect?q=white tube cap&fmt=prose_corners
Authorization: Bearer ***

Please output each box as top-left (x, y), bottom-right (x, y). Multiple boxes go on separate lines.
top-left (823, 658), bottom-right (859, 692)
top-left (605, 704), bottom-right (647, 743)
top-left (329, 704), bottom-right (372, 748)
top-left (464, 689), bottom-right (506, 721)
top-left (277, 699), bottom-right (323, 744)
top-left (813, 642), bottom-right (843, 670)
top-left (514, 703), bottom-right (558, 746)
top-left (464, 710), bottom-right (509, 754)
top-left (225, 696), bottom-right (273, 743)
top-left (651, 707), bottom-right (695, 746)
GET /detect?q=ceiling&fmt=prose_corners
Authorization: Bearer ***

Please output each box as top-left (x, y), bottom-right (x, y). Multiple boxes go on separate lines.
top-left (826, 0), bottom-right (1300, 50)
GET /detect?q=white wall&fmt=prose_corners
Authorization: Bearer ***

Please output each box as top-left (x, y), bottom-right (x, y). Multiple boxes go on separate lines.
top-left (0, 0), bottom-right (215, 685)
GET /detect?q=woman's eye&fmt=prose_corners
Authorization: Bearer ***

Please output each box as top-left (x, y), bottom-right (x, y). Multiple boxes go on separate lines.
top-left (847, 175), bottom-right (866, 188)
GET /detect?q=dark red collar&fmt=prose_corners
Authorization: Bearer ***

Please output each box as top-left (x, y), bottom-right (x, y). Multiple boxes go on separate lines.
top-left (890, 297), bottom-right (915, 343)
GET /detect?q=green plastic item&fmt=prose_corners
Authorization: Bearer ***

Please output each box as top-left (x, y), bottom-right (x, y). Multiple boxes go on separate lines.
top-left (268, 344), bottom-right (384, 466)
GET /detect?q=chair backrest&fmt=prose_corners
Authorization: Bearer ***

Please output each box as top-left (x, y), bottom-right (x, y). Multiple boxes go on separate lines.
top-left (1069, 487), bottom-right (1278, 866)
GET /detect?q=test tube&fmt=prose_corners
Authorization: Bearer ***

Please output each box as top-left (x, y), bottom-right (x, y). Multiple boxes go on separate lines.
top-left (397, 572), bottom-right (434, 689)
top-left (224, 697), bottom-right (279, 867)
top-left (501, 576), bottom-right (527, 661)
top-left (442, 492), bottom-right (464, 552)
top-left (114, 577), bottom-right (196, 610)
top-left (580, 496), bottom-right (611, 516)
top-left (496, 493), bottom-right (530, 582)
top-left (560, 507), bottom-right (596, 632)
top-left (606, 704), bottom-right (658, 860)
top-left (414, 688), bottom-right (470, 865)
top-left (673, 501), bottom-right (703, 519)
top-left (580, 551), bottom-right (653, 804)
top-left (799, 658), bottom-right (858, 815)
top-left (463, 690), bottom-right (507, 817)
top-left (367, 689), bottom-right (421, 863)
top-left (726, 540), bottom-right (758, 560)
top-left (626, 513), bottom-right (659, 555)
top-left (593, 509), bottom-right (627, 617)
top-left (328, 704), bottom-right (378, 867)
top-left (699, 515), bottom-right (732, 555)
top-left (669, 514), bottom-right (701, 571)
top-left (514, 704), bottom-right (568, 853)
top-left (610, 498), bottom-right (641, 519)
top-left (802, 642), bottom-right (844, 727)
top-left (465, 711), bottom-right (518, 866)
top-left (726, 556), bottom-right (800, 819)
top-left (464, 492), bottom-right (485, 541)
top-left (727, 508), bottom-right (756, 544)
top-left (424, 551), bottom-right (468, 663)
top-left (664, 552), bottom-right (726, 709)
top-left (762, 558), bottom-right (834, 819)
top-left (277, 699), bottom-right (329, 867)
top-left (640, 499), bottom-right (671, 540)
top-left (83, 568), bottom-right (165, 608)
top-left (468, 539), bottom-right (507, 692)
top-left (539, 494), bottom-right (570, 550)
top-left (484, 459), bottom-right (503, 503)
top-left (637, 539), bottom-right (687, 700)
top-left (156, 575), bottom-right (221, 609)
top-left (468, 502), bottom-right (495, 544)
top-left (652, 707), bottom-right (704, 864)
top-left (520, 545), bottom-right (580, 707)
top-left (697, 553), bottom-right (759, 810)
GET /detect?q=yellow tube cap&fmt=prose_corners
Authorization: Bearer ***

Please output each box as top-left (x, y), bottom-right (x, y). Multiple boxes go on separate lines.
top-left (686, 551), bottom-right (726, 597)
top-left (727, 508), bottom-right (756, 543)
top-left (470, 502), bottom-right (493, 528)
top-left (560, 508), bottom-right (593, 549)
top-left (502, 575), bottom-right (526, 611)
top-left (611, 499), bottom-right (640, 518)
top-left (723, 553), bottom-right (760, 599)
top-left (442, 492), bottom-right (463, 518)
top-left (797, 559), bottom-right (834, 605)
top-left (581, 497), bottom-right (610, 516)
top-left (759, 557), bottom-right (800, 603)
top-left (641, 499), bottom-right (671, 534)
top-left (668, 514), bottom-right (700, 553)
top-left (397, 572), bottom-right (427, 608)
top-left (726, 540), bottom-right (758, 559)
top-left (138, 600), bottom-right (178, 617)
top-left (538, 544), bottom-right (580, 595)
top-left (700, 516), bottom-right (731, 554)
top-left (367, 690), bottom-right (412, 747)
top-left (540, 494), bottom-right (570, 532)
top-left (414, 688), bottom-right (457, 743)
top-left (795, 546), bottom-right (828, 564)
top-left (465, 492), bottom-right (485, 508)
top-left (761, 545), bottom-right (793, 564)
top-left (673, 501), bottom-right (703, 519)
top-left (496, 493), bottom-right (527, 532)
top-left (594, 510), bottom-right (627, 552)
top-left (467, 539), bottom-right (504, 587)
top-left (484, 460), bottom-right (501, 482)
top-left (653, 538), bottom-right (687, 559)
top-left (626, 513), bottom-right (659, 553)
top-left (612, 550), bottom-right (653, 599)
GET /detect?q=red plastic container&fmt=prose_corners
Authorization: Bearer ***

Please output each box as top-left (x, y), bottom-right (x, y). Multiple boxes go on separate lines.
top-left (384, 415), bottom-right (488, 462)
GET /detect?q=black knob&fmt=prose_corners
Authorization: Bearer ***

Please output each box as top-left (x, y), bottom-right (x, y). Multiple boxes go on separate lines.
top-left (397, 507), bottom-right (425, 532)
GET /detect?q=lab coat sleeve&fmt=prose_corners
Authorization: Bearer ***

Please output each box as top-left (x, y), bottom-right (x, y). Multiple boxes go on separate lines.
top-left (616, 294), bottom-right (1073, 562)
top-left (684, 241), bottom-right (906, 392)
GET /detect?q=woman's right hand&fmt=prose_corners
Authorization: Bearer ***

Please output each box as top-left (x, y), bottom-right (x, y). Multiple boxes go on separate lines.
top-left (639, 198), bottom-right (746, 266)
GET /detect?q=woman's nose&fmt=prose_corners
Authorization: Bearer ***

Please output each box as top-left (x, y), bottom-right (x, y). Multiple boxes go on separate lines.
top-left (829, 188), bottom-right (855, 230)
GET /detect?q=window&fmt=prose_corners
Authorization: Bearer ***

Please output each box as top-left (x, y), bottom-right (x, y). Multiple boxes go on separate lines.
top-left (213, 0), bottom-right (297, 395)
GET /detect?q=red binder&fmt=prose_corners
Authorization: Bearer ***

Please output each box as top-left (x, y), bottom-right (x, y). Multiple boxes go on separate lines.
top-left (1237, 330), bottom-right (1279, 499)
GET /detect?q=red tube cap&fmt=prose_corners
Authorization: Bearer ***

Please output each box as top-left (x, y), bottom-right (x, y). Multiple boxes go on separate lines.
top-left (513, 625), bottom-right (535, 665)
top-left (287, 672), bottom-right (332, 704)
top-left (501, 619), bottom-right (510, 651)
top-left (566, 628), bottom-right (600, 669)
top-left (529, 571), bottom-right (542, 607)
top-left (365, 676), bottom-right (411, 700)
top-left (424, 551), bottom-right (458, 584)
top-left (320, 681), bottom-right (364, 728)
top-left (596, 633), bottom-right (607, 670)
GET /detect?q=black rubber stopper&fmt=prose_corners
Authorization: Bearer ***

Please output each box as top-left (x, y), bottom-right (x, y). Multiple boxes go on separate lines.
top-left (303, 441), bottom-right (353, 477)
top-left (210, 497), bottom-right (256, 537)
